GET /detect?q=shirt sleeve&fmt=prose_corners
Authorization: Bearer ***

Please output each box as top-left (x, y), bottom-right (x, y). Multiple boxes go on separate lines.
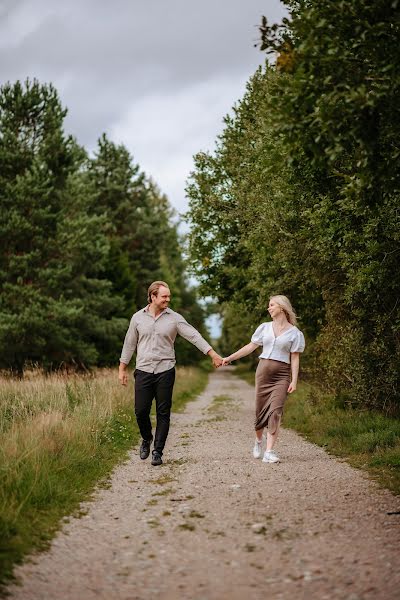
top-left (119, 317), bottom-right (138, 365)
top-left (251, 323), bottom-right (265, 346)
top-left (176, 313), bottom-right (212, 355)
top-left (291, 330), bottom-right (305, 353)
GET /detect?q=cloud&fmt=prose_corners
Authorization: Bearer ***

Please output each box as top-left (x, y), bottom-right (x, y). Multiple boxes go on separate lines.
top-left (110, 73), bottom-right (252, 215)
top-left (0, 0), bottom-right (287, 215)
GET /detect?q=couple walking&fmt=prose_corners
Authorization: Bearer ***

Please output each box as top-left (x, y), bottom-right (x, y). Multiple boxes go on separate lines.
top-left (119, 281), bottom-right (305, 466)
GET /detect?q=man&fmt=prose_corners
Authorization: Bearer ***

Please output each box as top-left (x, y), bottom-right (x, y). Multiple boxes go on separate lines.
top-left (119, 281), bottom-right (222, 466)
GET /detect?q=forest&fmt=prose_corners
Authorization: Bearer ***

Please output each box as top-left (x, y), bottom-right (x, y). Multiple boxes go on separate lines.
top-left (0, 80), bottom-right (207, 376)
top-left (186, 0), bottom-right (400, 413)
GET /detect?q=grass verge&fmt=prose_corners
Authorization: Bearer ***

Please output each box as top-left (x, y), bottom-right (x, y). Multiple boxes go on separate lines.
top-left (172, 364), bottom-right (211, 412)
top-left (0, 365), bottom-right (208, 593)
top-left (235, 364), bottom-right (400, 495)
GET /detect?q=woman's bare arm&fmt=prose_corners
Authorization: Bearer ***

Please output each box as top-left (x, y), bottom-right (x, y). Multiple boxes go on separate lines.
top-left (223, 342), bottom-right (259, 363)
top-left (288, 352), bottom-right (300, 393)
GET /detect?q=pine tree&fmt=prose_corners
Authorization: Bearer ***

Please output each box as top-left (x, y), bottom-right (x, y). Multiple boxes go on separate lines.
top-left (88, 137), bottom-right (209, 364)
top-left (0, 80), bottom-right (124, 374)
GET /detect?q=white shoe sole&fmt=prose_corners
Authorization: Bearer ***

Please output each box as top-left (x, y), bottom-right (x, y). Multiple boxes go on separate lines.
top-left (262, 455), bottom-right (280, 463)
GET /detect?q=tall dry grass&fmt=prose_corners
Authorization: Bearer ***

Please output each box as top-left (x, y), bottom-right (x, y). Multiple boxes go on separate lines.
top-left (0, 366), bottom-right (209, 590)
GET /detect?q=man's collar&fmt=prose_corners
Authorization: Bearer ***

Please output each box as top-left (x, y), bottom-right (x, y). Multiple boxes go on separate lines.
top-left (143, 305), bottom-right (171, 315)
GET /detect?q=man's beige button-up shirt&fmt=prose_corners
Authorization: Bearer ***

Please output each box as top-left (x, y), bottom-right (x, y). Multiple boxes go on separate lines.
top-left (120, 306), bottom-right (212, 374)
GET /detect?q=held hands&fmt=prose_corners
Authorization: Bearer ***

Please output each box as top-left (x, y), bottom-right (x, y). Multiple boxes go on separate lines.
top-left (208, 349), bottom-right (223, 368)
top-left (213, 355), bottom-right (223, 368)
top-left (221, 357), bottom-right (231, 366)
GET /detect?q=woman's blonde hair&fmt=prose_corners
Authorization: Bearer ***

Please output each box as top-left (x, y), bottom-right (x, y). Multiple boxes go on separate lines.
top-left (270, 295), bottom-right (298, 326)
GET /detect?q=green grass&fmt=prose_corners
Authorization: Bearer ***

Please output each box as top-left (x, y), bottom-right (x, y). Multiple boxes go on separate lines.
top-left (0, 365), bottom-right (208, 592)
top-left (172, 365), bottom-right (211, 413)
top-left (235, 365), bottom-right (400, 495)
top-left (207, 394), bottom-right (234, 413)
top-left (178, 522), bottom-right (195, 531)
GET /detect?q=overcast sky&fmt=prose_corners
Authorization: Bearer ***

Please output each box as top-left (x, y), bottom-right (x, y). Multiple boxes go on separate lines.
top-left (0, 0), bottom-right (286, 217)
top-left (1, 1), bottom-right (286, 335)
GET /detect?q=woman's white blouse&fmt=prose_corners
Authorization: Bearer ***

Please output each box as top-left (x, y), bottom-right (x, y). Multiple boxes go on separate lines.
top-left (251, 322), bottom-right (305, 364)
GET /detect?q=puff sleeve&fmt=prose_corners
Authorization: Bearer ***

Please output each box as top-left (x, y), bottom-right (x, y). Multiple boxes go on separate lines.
top-left (291, 330), bottom-right (305, 353)
top-left (251, 323), bottom-right (266, 346)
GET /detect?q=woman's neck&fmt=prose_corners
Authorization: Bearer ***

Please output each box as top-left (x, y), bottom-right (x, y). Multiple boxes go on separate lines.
top-left (273, 313), bottom-right (288, 327)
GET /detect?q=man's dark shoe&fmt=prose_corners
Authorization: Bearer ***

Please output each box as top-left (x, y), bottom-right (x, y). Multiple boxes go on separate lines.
top-left (151, 450), bottom-right (163, 466)
top-left (139, 438), bottom-right (152, 460)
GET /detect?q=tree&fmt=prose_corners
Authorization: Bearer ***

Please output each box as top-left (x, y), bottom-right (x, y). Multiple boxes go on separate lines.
top-left (187, 0), bottom-right (400, 411)
top-left (0, 80), bottom-right (125, 374)
top-left (258, 0), bottom-right (400, 410)
top-left (88, 137), bottom-right (208, 365)
top-left (187, 67), bottom-right (323, 342)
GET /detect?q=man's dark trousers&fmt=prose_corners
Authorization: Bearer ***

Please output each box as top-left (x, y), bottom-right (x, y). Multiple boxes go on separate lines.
top-left (134, 367), bottom-right (176, 455)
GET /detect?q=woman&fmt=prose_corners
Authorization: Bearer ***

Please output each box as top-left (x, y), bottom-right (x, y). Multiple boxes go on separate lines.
top-left (222, 295), bottom-right (305, 463)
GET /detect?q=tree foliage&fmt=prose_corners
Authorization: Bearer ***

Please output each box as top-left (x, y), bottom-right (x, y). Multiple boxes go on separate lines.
top-left (187, 0), bottom-right (400, 412)
top-left (87, 138), bottom-right (208, 364)
top-left (0, 80), bottom-right (206, 373)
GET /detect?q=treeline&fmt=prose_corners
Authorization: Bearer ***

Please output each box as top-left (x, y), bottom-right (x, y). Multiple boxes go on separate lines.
top-left (0, 80), bottom-right (206, 375)
top-left (187, 0), bottom-right (400, 412)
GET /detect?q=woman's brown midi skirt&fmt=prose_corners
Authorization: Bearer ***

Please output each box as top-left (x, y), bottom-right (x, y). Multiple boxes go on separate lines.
top-left (255, 359), bottom-right (290, 434)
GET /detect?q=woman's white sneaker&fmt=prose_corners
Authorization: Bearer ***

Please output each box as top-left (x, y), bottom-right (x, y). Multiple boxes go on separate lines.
top-left (262, 450), bottom-right (280, 463)
top-left (253, 439), bottom-right (263, 459)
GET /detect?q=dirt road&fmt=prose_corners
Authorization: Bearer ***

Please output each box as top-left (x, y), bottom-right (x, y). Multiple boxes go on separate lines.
top-left (8, 368), bottom-right (400, 599)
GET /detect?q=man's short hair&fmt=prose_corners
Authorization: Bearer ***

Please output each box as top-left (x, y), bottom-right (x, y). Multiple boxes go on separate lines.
top-left (147, 281), bottom-right (169, 304)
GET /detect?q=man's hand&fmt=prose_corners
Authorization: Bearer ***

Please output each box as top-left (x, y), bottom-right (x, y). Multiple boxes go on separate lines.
top-left (119, 363), bottom-right (128, 386)
top-left (212, 354), bottom-right (223, 368)
top-left (208, 349), bottom-right (223, 368)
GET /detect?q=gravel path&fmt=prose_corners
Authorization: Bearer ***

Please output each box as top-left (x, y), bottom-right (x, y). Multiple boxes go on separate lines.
top-left (8, 368), bottom-right (400, 600)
